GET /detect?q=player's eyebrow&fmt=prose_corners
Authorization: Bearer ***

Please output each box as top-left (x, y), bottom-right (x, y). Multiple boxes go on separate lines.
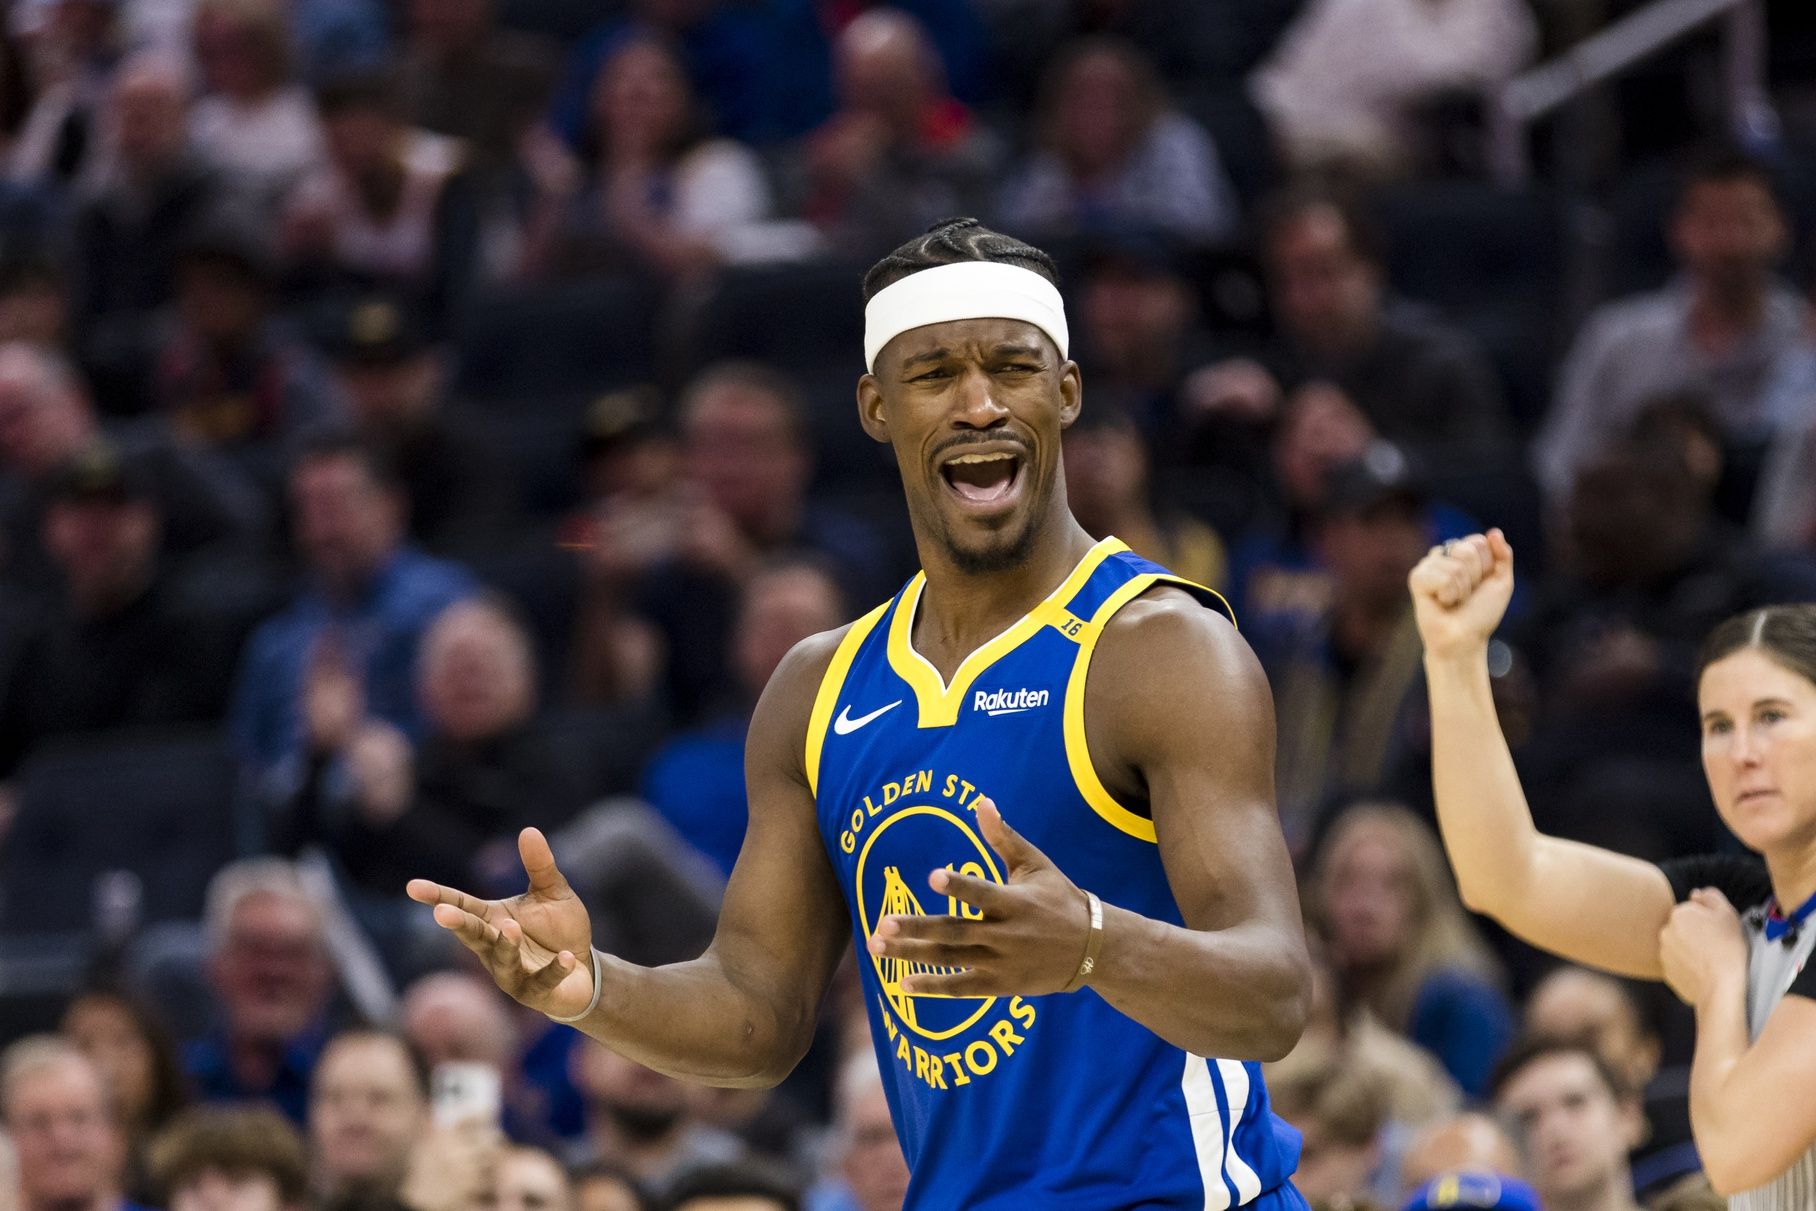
top-left (899, 348), bottom-right (951, 371)
top-left (990, 344), bottom-right (1046, 362)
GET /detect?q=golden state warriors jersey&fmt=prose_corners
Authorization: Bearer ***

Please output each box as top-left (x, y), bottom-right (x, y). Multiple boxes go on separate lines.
top-left (807, 537), bottom-right (1305, 1210)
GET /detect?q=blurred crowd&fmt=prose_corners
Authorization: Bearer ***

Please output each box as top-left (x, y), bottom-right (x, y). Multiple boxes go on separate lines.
top-left (3, 0), bottom-right (1816, 1208)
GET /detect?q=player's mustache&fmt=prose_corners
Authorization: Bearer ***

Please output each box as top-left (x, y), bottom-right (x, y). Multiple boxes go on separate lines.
top-left (929, 435), bottom-right (1033, 464)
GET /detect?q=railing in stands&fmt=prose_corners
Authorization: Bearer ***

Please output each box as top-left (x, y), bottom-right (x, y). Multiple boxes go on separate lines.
top-left (1488, 0), bottom-right (1776, 183)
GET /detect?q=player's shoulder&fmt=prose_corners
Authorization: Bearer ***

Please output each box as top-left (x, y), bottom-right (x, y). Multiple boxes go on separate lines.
top-left (1099, 582), bottom-right (1242, 655)
top-left (768, 620), bottom-right (865, 704)
top-left (748, 620), bottom-right (870, 784)
top-left (1094, 582), bottom-right (1266, 702)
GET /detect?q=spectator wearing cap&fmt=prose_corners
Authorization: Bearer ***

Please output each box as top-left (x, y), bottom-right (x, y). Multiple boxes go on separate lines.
top-left (326, 297), bottom-right (513, 556)
top-left (1186, 187), bottom-right (1509, 468)
top-left (0, 441), bottom-right (241, 775)
top-left (229, 432), bottom-right (476, 795)
top-left (147, 1106), bottom-right (309, 1211)
top-left (148, 219), bottom-right (338, 460)
top-left (1, 1036), bottom-right (154, 1211)
top-left (1489, 1037), bottom-right (1644, 1211)
top-left (0, 342), bottom-right (269, 594)
top-left (1401, 1173), bottom-right (1543, 1211)
top-left (1251, 449), bottom-right (1450, 844)
top-left (1225, 385), bottom-right (1484, 664)
top-left (1398, 1114), bottom-right (1523, 1198)
top-left (1538, 152), bottom-right (1811, 507)
top-left (184, 859), bottom-right (336, 1125)
top-left (189, 0), bottom-right (328, 210)
top-left (72, 56), bottom-right (236, 386)
top-left (787, 10), bottom-right (997, 259)
top-left (280, 70), bottom-right (480, 325)
top-left (1000, 38), bottom-right (1239, 245)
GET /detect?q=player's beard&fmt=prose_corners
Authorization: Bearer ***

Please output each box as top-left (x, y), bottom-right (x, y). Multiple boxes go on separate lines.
top-left (914, 477), bottom-right (1044, 575)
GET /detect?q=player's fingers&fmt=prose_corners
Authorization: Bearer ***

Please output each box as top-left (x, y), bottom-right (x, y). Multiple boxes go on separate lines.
top-left (901, 967), bottom-right (995, 998)
top-left (408, 879), bottom-right (494, 919)
top-left (433, 903), bottom-right (505, 959)
top-left (518, 828), bottom-right (574, 897)
top-left (870, 934), bottom-right (990, 968)
top-left (877, 912), bottom-right (984, 944)
top-left (975, 798), bottom-right (1048, 875)
top-left (929, 869), bottom-right (1014, 915)
top-left (521, 949), bottom-right (579, 998)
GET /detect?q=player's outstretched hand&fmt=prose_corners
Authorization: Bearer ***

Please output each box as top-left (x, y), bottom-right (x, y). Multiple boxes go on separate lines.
top-left (1408, 528), bottom-right (1515, 659)
top-left (406, 828), bottom-right (597, 1019)
top-left (867, 797), bottom-right (1095, 998)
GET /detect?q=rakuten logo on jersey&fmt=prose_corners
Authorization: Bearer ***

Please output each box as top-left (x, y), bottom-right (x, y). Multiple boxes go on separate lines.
top-left (973, 687), bottom-right (1050, 716)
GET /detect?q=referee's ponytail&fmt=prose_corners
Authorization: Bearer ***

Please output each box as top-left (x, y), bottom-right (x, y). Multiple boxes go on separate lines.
top-left (1698, 604), bottom-right (1816, 687)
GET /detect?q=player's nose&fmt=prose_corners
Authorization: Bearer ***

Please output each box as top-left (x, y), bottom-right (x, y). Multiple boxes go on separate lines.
top-left (950, 365), bottom-right (1008, 428)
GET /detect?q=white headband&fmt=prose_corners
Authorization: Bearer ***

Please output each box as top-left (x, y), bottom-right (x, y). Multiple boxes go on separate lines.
top-left (863, 261), bottom-right (1068, 373)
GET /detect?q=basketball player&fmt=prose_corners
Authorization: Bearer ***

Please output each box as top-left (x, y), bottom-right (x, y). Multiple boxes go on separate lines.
top-left (1412, 530), bottom-right (1816, 1207)
top-left (409, 220), bottom-right (1313, 1209)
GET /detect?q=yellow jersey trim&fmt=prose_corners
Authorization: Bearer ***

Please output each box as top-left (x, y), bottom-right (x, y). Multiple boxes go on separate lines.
top-left (1062, 572), bottom-right (1238, 843)
top-left (805, 600), bottom-right (891, 797)
top-left (885, 537), bottom-right (1129, 728)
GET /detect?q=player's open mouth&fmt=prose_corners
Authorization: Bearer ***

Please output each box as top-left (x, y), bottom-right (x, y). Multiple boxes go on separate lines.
top-left (939, 450), bottom-right (1023, 511)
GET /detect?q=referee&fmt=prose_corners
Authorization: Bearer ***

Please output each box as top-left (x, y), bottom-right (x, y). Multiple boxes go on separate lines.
top-left (1411, 530), bottom-right (1816, 1209)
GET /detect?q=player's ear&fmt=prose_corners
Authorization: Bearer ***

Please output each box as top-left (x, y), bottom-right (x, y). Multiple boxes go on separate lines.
top-left (1057, 361), bottom-right (1082, 430)
top-left (857, 373), bottom-right (890, 444)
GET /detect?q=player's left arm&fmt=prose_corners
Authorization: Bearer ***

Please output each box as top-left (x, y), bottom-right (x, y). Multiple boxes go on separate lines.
top-left (1078, 592), bottom-right (1311, 1060)
top-left (1662, 889), bottom-right (1816, 1195)
top-left (868, 590), bottom-right (1311, 1060)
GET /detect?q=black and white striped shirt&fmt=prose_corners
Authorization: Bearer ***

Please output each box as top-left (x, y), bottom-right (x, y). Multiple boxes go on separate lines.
top-left (1662, 856), bottom-right (1816, 1211)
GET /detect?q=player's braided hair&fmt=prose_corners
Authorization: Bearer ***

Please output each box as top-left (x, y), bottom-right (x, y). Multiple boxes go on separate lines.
top-left (861, 217), bottom-right (1060, 303)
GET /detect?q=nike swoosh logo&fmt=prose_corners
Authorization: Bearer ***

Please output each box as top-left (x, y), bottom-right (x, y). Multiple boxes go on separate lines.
top-left (834, 700), bottom-right (902, 735)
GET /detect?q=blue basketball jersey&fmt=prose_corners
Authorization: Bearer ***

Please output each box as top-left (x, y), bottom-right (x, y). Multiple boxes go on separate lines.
top-left (807, 537), bottom-right (1303, 1210)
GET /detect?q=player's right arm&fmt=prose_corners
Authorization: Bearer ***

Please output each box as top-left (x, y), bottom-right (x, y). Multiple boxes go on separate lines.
top-left (407, 630), bottom-right (852, 1087)
top-left (1413, 530), bottom-right (1676, 980)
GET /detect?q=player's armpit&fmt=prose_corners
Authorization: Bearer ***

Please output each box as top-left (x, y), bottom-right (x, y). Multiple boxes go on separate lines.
top-left (1080, 593), bottom-right (1311, 1060)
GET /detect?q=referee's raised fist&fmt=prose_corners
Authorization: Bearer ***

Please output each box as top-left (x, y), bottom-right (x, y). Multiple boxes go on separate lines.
top-left (1408, 529), bottom-right (1515, 658)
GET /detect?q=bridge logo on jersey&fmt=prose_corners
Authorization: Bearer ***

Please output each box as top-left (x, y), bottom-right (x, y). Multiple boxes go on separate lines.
top-left (855, 804), bottom-right (1004, 1041)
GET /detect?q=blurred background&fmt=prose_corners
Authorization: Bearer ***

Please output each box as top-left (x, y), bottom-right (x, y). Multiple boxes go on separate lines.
top-left (0, 0), bottom-right (1812, 1208)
